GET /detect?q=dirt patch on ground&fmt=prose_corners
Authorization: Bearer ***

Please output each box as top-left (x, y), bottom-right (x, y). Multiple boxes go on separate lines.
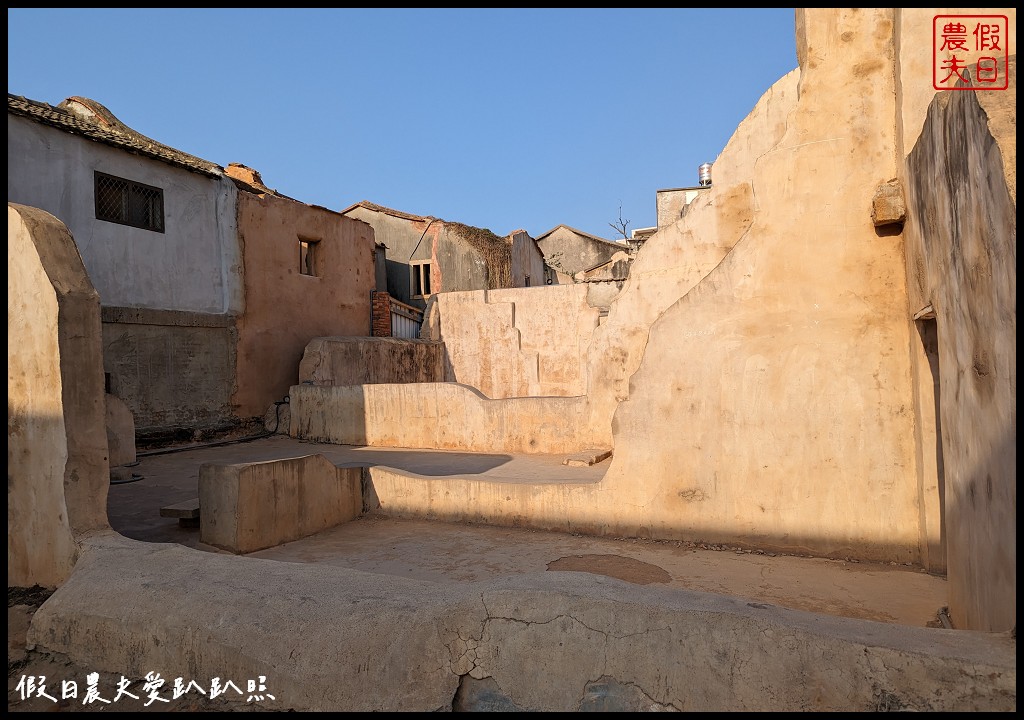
top-left (547, 554), bottom-right (672, 585)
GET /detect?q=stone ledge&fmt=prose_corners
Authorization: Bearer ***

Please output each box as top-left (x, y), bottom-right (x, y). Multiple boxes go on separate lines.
top-left (563, 449), bottom-right (613, 467)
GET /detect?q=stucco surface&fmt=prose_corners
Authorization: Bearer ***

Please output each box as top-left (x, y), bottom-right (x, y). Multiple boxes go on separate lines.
top-left (232, 192), bottom-right (375, 418)
top-left (8, 204), bottom-right (109, 587)
top-left (536, 226), bottom-right (626, 279)
top-left (582, 66), bottom-right (801, 445)
top-left (599, 9), bottom-right (921, 563)
top-left (431, 284), bottom-right (600, 398)
top-left (901, 59), bottom-right (1016, 631)
top-left (7, 117), bottom-right (241, 314)
top-left (8, 206), bottom-right (76, 587)
top-left (289, 383), bottom-right (600, 454)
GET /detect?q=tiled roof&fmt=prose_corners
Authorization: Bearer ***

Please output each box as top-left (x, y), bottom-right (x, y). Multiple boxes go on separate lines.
top-left (535, 224), bottom-right (625, 249)
top-left (339, 200), bottom-right (434, 223)
top-left (7, 93), bottom-right (221, 177)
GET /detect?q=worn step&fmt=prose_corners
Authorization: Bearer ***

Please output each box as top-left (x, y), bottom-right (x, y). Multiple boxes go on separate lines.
top-left (160, 498), bottom-right (201, 527)
top-left (563, 449), bottom-right (613, 467)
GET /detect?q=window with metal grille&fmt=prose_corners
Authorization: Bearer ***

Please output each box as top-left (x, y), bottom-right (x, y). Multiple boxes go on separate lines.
top-left (94, 172), bottom-right (165, 232)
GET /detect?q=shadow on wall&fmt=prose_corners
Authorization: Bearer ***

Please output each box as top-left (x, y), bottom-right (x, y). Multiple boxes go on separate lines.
top-left (944, 427), bottom-right (1016, 632)
top-left (360, 462), bottom-right (947, 567)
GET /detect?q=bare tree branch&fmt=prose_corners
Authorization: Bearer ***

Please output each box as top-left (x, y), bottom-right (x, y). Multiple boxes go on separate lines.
top-left (608, 202), bottom-right (630, 240)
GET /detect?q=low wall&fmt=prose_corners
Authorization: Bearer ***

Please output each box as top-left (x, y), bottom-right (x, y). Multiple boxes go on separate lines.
top-left (27, 533), bottom-right (1017, 712)
top-left (289, 383), bottom-right (599, 454)
top-left (199, 455), bottom-right (362, 554)
top-left (8, 204), bottom-right (110, 587)
top-left (431, 285), bottom-right (600, 398)
top-left (298, 336), bottom-right (444, 386)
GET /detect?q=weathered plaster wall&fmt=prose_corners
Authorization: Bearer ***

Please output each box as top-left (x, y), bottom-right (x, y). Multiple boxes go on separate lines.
top-left (430, 285), bottom-right (601, 398)
top-left (299, 336), bottom-right (445, 386)
top-left (509, 231), bottom-right (546, 288)
top-left (232, 192), bottom-right (375, 418)
top-left (7, 117), bottom-right (241, 314)
top-left (893, 8), bottom-right (1017, 160)
top-left (582, 65), bottom-right (801, 445)
top-left (537, 226), bottom-right (626, 279)
top-left (289, 383), bottom-right (600, 454)
top-left (435, 225), bottom-right (492, 293)
top-left (599, 8), bottom-right (919, 561)
top-left (344, 208), bottom-right (443, 308)
top-left (8, 204), bottom-right (110, 587)
top-left (656, 187), bottom-right (705, 228)
top-left (901, 59), bottom-right (1016, 632)
top-left (101, 309), bottom-right (237, 435)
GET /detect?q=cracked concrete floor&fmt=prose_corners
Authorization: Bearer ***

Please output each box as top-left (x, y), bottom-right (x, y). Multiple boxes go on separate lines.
top-left (105, 435), bottom-right (949, 628)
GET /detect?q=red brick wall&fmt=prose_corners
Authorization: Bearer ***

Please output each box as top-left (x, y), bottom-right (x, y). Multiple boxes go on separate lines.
top-left (371, 291), bottom-right (392, 337)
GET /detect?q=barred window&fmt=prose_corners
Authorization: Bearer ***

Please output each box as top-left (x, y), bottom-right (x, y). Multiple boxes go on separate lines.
top-left (94, 172), bottom-right (165, 232)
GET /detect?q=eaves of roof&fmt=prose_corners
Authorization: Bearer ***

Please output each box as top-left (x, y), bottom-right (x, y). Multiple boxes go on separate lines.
top-left (8, 93), bottom-right (221, 178)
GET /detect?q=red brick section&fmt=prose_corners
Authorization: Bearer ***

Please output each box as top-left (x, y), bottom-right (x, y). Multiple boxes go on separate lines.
top-left (371, 291), bottom-right (392, 337)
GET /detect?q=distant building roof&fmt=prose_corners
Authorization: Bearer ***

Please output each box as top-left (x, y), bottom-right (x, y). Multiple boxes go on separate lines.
top-left (535, 224), bottom-right (627, 249)
top-left (8, 93), bottom-right (221, 177)
top-left (339, 200), bottom-right (434, 223)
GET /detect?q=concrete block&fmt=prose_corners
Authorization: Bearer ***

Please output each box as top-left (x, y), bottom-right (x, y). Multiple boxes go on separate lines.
top-left (199, 455), bottom-right (361, 554)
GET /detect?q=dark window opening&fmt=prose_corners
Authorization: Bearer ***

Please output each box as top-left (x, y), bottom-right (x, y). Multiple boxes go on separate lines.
top-left (412, 261), bottom-right (431, 296)
top-left (94, 172), bottom-right (164, 232)
top-left (299, 239), bottom-right (319, 276)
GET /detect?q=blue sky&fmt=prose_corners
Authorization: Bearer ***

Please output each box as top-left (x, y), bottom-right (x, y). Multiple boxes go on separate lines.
top-left (8, 8), bottom-right (797, 241)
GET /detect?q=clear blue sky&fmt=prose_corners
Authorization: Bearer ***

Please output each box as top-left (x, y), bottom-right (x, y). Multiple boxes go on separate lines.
top-left (8, 8), bottom-right (797, 241)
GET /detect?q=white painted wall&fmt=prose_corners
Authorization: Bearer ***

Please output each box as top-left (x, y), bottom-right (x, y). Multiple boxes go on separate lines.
top-left (7, 116), bottom-right (242, 314)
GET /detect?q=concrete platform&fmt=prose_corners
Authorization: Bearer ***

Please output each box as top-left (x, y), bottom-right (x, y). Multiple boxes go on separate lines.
top-left (109, 435), bottom-right (948, 628)
top-left (13, 435), bottom-right (1012, 712)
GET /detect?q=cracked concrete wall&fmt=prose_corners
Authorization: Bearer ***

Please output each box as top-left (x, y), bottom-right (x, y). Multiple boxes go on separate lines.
top-left (27, 534), bottom-right (1016, 711)
top-left (8, 204), bottom-right (110, 587)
